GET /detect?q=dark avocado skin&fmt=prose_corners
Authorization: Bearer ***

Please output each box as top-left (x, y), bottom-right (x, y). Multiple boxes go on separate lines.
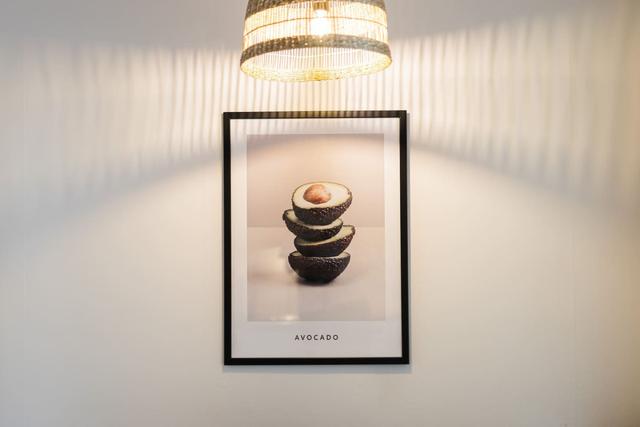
top-left (282, 210), bottom-right (343, 241)
top-left (292, 191), bottom-right (352, 225)
top-left (294, 226), bottom-right (355, 257)
top-left (288, 252), bottom-right (351, 283)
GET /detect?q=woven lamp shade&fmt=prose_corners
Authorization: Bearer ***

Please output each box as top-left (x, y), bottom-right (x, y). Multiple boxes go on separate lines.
top-left (240, 0), bottom-right (392, 81)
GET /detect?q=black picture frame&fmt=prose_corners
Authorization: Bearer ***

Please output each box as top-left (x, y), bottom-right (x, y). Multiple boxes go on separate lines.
top-left (223, 110), bottom-right (409, 365)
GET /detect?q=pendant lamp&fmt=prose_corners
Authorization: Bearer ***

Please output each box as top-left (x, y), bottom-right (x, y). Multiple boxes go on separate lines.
top-left (240, 0), bottom-right (392, 82)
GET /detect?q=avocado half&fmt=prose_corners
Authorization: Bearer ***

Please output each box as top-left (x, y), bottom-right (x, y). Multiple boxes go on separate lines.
top-left (288, 252), bottom-right (351, 283)
top-left (294, 225), bottom-right (355, 257)
top-left (282, 209), bottom-right (343, 242)
top-left (292, 182), bottom-right (352, 226)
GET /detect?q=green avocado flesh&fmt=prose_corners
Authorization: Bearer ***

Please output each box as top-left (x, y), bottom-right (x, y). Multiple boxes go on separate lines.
top-left (288, 252), bottom-right (351, 283)
top-left (292, 182), bottom-right (352, 225)
top-left (294, 225), bottom-right (355, 257)
top-left (282, 209), bottom-right (343, 241)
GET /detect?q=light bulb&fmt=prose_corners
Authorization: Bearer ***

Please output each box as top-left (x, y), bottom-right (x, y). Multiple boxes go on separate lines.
top-left (310, 8), bottom-right (331, 37)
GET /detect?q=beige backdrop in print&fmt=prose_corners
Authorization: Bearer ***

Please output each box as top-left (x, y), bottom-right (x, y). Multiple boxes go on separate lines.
top-left (247, 134), bottom-right (385, 227)
top-left (246, 133), bottom-right (386, 321)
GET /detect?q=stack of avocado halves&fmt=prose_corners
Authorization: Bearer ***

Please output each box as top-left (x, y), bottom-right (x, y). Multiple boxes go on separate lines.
top-left (283, 182), bottom-right (356, 283)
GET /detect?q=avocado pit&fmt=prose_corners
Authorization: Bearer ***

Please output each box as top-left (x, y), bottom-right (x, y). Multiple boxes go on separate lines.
top-left (303, 184), bottom-right (331, 205)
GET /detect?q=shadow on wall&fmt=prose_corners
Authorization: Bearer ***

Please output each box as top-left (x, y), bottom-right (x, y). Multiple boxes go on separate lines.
top-left (1, 0), bottom-right (639, 244)
top-left (403, 0), bottom-right (640, 213)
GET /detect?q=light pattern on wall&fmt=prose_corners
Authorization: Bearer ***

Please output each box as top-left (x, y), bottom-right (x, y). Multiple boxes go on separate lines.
top-left (2, 0), bottom-right (639, 242)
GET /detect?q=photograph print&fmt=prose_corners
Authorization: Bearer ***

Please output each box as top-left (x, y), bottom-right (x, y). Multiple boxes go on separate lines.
top-left (224, 111), bottom-right (408, 365)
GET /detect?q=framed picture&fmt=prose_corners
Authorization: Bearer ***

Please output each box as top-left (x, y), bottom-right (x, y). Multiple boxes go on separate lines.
top-left (223, 110), bottom-right (409, 365)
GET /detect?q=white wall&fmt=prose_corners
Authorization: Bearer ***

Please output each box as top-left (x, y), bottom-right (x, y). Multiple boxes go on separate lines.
top-left (2, 1), bottom-right (639, 426)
